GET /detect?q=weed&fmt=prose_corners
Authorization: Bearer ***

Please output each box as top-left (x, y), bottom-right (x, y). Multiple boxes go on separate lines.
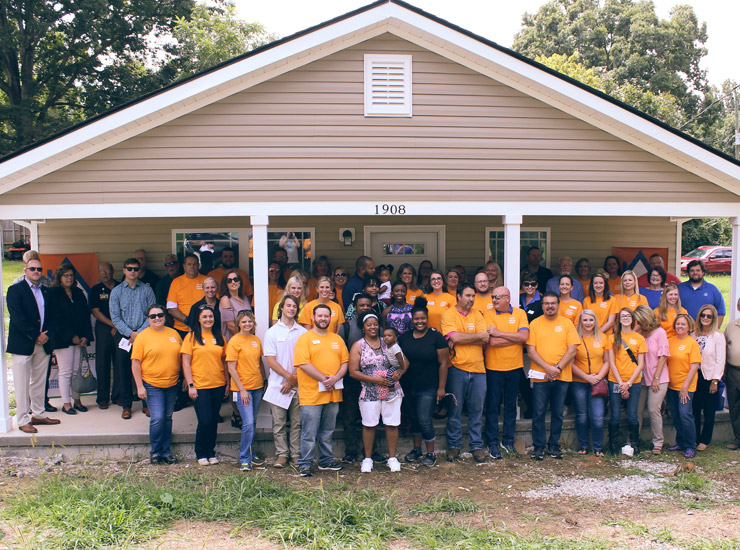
top-left (409, 493), bottom-right (479, 515)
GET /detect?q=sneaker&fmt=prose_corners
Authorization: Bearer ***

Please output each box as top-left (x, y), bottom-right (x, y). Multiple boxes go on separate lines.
top-left (405, 447), bottom-right (423, 462)
top-left (299, 467), bottom-right (312, 477)
top-left (318, 460), bottom-right (343, 471)
top-left (727, 441), bottom-right (740, 450)
top-left (422, 452), bottom-right (437, 467)
top-left (531, 447), bottom-right (544, 461)
top-left (251, 453), bottom-right (264, 466)
top-left (472, 449), bottom-right (487, 463)
top-left (160, 456), bottom-right (178, 465)
top-left (240, 462), bottom-right (252, 471)
top-left (387, 457), bottom-right (401, 472)
top-left (360, 457), bottom-right (374, 473)
top-left (446, 448), bottom-right (460, 462)
top-left (150, 456), bottom-right (163, 465)
top-left (290, 457), bottom-right (299, 468)
top-left (684, 449), bottom-right (696, 459)
top-left (274, 456), bottom-right (288, 469)
top-left (489, 447), bottom-right (502, 460)
top-left (667, 444), bottom-right (681, 452)
top-left (208, 457), bottom-right (220, 465)
top-left (500, 442), bottom-right (519, 457)
top-left (342, 453), bottom-right (358, 464)
top-left (197, 458), bottom-right (210, 466)
top-left (547, 446), bottom-right (563, 459)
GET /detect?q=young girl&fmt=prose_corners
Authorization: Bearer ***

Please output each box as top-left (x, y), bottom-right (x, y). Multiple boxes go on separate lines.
top-left (378, 264), bottom-right (394, 305)
top-left (382, 327), bottom-right (406, 371)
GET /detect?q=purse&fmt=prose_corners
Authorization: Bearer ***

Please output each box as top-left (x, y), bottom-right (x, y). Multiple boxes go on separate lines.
top-left (583, 337), bottom-right (608, 397)
top-left (71, 348), bottom-right (97, 394)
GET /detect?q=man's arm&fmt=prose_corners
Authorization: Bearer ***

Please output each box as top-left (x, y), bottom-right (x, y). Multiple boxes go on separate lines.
top-left (488, 326), bottom-right (529, 346)
top-left (7, 285), bottom-right (42, 343)
top-left (109, 288), bottom-right (134, 337)
top-left (448, 331), bottom-right (488, 345)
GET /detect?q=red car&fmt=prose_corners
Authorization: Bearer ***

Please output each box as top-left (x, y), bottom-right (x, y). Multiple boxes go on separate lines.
top-left (680, 246), bottom-right (732, 274)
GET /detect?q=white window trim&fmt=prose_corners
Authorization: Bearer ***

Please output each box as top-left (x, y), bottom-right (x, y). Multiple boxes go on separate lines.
top-left (364, 53), bottom-right (412, 117)
top-left (364, 225), bottom-right (445, 269)
top-left (485, 226), bottom-right (551, 269)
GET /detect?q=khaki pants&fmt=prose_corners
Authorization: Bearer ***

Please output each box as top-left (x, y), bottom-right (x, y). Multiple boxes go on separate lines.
top-left (270, 396), bottom-right (301, 458)
top-left (637, 382), bottom-right (668, 449)
top-left (12, 344), bottom-right (50, 427)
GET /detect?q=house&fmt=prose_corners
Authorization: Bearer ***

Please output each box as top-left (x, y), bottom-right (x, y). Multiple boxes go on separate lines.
top-left (1, 0), bottom-right (739, 433)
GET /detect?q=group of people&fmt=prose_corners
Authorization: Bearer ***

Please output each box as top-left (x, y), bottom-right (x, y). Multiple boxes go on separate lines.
top-left (8, 245), bottom-right (739, 472)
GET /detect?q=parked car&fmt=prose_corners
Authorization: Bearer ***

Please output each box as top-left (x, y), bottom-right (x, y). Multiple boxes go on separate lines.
top-left (680, 246), bottom-right (732, 274)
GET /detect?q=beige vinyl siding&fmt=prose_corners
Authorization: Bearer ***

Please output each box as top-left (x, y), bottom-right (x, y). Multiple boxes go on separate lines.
top-left (37, 215), bottom-right (678, 281)
top-left (5, 35), bottom-right (736, 206)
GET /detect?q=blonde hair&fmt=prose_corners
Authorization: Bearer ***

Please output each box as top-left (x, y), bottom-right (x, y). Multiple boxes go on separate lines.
top-left (632, 305), bottom-right (660, 332)
top-left (673, 313), bottom-right (696, 334)
top-left (695, 304), bottom-right (719, 335)
top-left (285, 275), bottom-right (308, 304)
top-left (577, 309), bottom-right (602, 344)
top-left (235, 309), bottom-right (256, 335)
top-left (317, 275), bottom-right (334, 291)
top-left (657, 284), bottom-right (682, 322)
top-left (620, 270), bottom-right (640, 296)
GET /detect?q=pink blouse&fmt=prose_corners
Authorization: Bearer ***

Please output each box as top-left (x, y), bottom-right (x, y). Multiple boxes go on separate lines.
top-left (641, 327), bottom-right (670, 385)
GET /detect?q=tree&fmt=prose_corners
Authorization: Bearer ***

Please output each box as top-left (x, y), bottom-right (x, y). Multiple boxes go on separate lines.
top-left (0, 0), bottom-right (194, 156)
top-left (165, 1), bottom-right (276, 79)
top-left (682, 218), bottom-right (732, 254)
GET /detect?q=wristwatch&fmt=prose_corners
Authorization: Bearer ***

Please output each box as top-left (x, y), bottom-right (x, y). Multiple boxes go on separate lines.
top-left (188, 383), bottom-right (195, 388)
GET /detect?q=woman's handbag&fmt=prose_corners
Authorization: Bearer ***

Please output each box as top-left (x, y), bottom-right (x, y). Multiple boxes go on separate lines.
top-left (71, 348), bottom-right (97, 394)
top-left (583, 336), bottom-right (608, 397)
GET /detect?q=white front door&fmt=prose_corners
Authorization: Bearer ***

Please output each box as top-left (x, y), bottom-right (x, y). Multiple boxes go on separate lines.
top-left (365, 226), bottom-right (445, 271)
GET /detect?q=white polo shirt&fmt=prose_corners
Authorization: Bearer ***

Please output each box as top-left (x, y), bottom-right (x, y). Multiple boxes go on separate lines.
top-left (263, 318), bottom-right (307, 388)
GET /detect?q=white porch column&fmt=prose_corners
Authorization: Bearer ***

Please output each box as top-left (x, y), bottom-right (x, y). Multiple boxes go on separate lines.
top-left (731, 217), bottom-right (740, 321)
top-left (0, 227), bottom-right (11, 432)
top-left (504, 214), bottom-right (522, 299)
top-left (251, 215), bottom-right (270, 341)
top-left (11, 220), bottom-right (40, 251)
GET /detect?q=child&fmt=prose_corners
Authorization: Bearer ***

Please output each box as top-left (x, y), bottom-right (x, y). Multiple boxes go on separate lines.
top-left (381, 327), bottom-right (406, 400)
top-left (378, 264), bottom-right (394, 305)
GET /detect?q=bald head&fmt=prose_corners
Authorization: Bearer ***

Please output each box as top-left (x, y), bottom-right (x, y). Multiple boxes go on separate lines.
top-left (492, 286), bottom-right (511, 312)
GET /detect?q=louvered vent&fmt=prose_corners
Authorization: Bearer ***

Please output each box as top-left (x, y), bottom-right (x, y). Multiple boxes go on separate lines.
top-left (364, 54), bottom-right (412, 117)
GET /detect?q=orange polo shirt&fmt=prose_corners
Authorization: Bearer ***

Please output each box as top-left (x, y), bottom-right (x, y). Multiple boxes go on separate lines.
top-left (297, 299), bottom-right (345, 333)
top-left (526, 316), bottom-right (579, 382)
top-left (572, 335), bottom-right (611, 382)
top-left (667, 336), bottom-right (702, 392)
top-left (482, 306), bottom-right (529, 371)
top-left (225, 333), bottom-right (264, 391)
top-left (424, 292), bottom-right (457, 331)
top-left (441, 307), bottom-right (486, 373)
top-left (609, 332), bottom-right (646, 383)
top-left (131, 327), bottom-right (182, 388)
top-left (180, 330), bottom-right (226, 389)
top-left (167, 274), bottom-right (208, 332)
top-left (293, 331), bottom-right (348, 406)
top-left (583, 297), bottom-right (618, 332)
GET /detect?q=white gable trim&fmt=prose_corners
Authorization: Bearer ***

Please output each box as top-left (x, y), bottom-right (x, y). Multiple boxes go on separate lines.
top-left (1, 1), bottom-right (739, 196)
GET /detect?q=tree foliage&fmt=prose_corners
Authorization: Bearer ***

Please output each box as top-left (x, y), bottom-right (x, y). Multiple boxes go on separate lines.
top-left (682, 218), bottom-right (732, 254)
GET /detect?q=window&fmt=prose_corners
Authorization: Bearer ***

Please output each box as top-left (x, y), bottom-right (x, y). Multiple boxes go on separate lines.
top-left (382, 243), bottom-right (426, 256)
top-left (485, 227), bottom-right (551, 273)
top-left (173, 230), bottom-right (241, 274)
top-left (364, 54), bottom-right (412, 117)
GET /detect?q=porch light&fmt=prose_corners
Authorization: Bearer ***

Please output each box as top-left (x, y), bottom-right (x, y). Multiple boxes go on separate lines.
top-left (340, 228), bottom-right (355, 246)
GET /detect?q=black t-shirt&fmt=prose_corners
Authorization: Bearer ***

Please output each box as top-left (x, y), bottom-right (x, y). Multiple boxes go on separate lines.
top-left (89, 282), bottom-right (113, 321)
top-left (399, 328), bottom-right (448, 391)
top-left (520, 296), bottom-right (544, 324)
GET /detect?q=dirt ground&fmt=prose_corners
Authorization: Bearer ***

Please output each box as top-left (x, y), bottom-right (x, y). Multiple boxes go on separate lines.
top-left (1, 448), bottom-right (738, 549)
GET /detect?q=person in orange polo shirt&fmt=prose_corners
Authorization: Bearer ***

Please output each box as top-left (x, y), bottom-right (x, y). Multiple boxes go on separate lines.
top-left (167, 254), bottom-right (207, 336)
top-left (483, 286), bottom-right (529, 459)
top-left (472, 271), bottom-right (494, 315)
top-left (527, 291), bottom-right (579, 461)
top-left (294, 304), bottom-right (349, 477)
top-left (441, 283), bottom-right (489, 463)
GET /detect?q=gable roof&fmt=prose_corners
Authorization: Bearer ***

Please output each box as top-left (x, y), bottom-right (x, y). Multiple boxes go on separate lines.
top-left (2, 0), bottom-right (739, 197)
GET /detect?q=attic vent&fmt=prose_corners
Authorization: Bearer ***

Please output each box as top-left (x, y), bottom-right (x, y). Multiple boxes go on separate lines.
top-left (364, 54), bottom-right (412, 117)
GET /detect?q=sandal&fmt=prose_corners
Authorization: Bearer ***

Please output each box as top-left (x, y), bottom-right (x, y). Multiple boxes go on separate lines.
top-left (594, 450), bottom-right (605, 457)
top-left (652, 447), bottom-right (662, 455)
top-left (577, 449), bottom-right (588, 455)
top-left (231, 414), bottom-right (242, 429)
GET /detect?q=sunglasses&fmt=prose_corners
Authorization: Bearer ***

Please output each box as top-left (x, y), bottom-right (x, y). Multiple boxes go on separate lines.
top-left (199, 305), bottom-right (214, 311)
top-left (699, 313), bottom-right (714, 319)
top-left (124, 266), bottom-right (140, 272)
top-left (226, 277), bottom-right (240, 283)
top-left (522, 282), bottom-right (537, 287)
top-left (334, 273), bottom-right (349, 277)
top-left (148, 312), bottom-right (165, 319)
top-left (164, 261), bottom-right (178, 267)
top-left (492, 294), bottom-right (509, 299)
top-left (237, 309), bottom-right (252, 315)
top-left (26, 266), bottom-right (43, 272)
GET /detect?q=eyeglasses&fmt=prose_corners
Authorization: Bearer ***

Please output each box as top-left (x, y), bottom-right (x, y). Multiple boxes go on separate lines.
top-left (237, 309), bottom-right (251, 315)
top-left (492, 294), bottom-right (509, 299)
top-left (334, 273), bottom-right (349, 278)
top-left (61, 273), bottom-right (74, 278)
top-left (226, 277), bottom-right (240, 283)
top-left (699, 313), bottom-right (714, 319)
top-left (124, 266), bottom-right (140, 272)
top-left (164, 261), bottom-right (178, 267)
top-left (26, 266), bottom-right (43, 272)
top-left (148, 312), bottom-right (165, 319)
top-left (522, 282), bottom-right (537, 287)
top-left (430, 277), bottom-right (443, 282)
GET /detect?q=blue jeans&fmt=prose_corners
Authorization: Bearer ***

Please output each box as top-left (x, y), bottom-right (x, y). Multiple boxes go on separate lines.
top-left (143, 382), bottom-right (178, 458)
top-left (570, 382), bottom-right (606, 451)
top-left (298, 402), bottom-right (339, 468)
top-left (192, 386), bottom-right (225, 460)
top-left (484, 369), bottom-right (521, 447)
top-left (531, 380), bottom-right (570, 450)
top-left (410, 388), bottom-right (436, 442)
top-left (666, 388), bottom-right (696, 451)
top-left (446, 367), bottom-right (486, 450)
top-left (608, 381), bottom-right (641, 427)
top-left (235, 388), bottom-right (264, 465)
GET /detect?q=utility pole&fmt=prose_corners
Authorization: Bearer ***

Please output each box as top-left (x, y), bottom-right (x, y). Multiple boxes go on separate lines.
top-left (735, 88), bottom-right (739, 160)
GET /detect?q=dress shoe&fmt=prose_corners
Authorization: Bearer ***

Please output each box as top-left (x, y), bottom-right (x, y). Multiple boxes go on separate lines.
top-left (73, 402), bottom-right (88, 412)
top-left (19, 424), bottom-right (37, 433)
top-left (160, 456), bottom-right (178, 465)
top-left (121, 408), bottom-right (132, 420)
top-left (31, 416), bottom-right (61, 425)
top-left (142, 407), bottom-right (150, 417)
top-left (44, 402), bottom-right (58, 413)
top-left (97, 402), bottom-right (109, 410)
top-left (62, 406), bottom-right (77, 415)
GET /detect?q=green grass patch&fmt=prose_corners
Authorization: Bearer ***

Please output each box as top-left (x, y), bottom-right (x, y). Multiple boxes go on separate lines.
top-left (665, 472), bottom-right (712, 494)
top-left (409, 493), bottom-right (479, 515)
top-left (603, 519), bottom-right (675, 543)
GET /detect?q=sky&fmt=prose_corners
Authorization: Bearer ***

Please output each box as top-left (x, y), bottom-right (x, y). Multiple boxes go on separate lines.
top-left (232, 0), bottom-right (737, 87)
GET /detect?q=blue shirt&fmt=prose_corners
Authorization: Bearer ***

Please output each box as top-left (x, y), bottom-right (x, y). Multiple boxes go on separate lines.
top-left (110, 280), bottom-right (155, 338)
top-left (677, 279), bottom-right (725, 320)
top-left (640, 287), bottom-right (663, 310)
top-left (25, 277), bottom-right (45, 328)
top-left (545, 276), bottom-right (584, 302)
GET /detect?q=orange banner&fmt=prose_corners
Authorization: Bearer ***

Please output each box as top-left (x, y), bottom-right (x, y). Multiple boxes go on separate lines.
top-left (41, 253), bottom-right (99, 292)
top-left (611, 247), bottom-right (668, 279)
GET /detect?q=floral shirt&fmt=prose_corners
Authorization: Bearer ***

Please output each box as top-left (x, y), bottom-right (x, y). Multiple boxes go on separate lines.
top-left (386, 303), bottom-right (413, 334)
top-left (358, 338), bottom-right (403, 402)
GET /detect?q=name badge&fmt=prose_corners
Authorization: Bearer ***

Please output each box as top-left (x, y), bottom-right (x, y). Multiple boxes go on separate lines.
top-left (568, 305), bottom-right (577, 310)
top-left (428, 301), bottom-right (435, 306)
top-left (312, 340), bottom-right (321, 345)
top-left (100, 293), bottom-right (108, 300)
top-left (277, 338), bottom-right (286, 343)
top-left (528, 310), bottom-right (534, 315)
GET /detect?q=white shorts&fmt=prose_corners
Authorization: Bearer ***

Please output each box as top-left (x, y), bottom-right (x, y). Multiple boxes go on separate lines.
top-left (359, 396), bottom-right (402, 427)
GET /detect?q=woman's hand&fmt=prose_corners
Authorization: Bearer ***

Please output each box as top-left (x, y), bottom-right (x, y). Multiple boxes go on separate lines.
top-left (679, 388), bottom-right (689, 404)
top-left (390, 370), bottom-right (403, 381)
top-left (587, 374), bottom-right (600, 386)
top-left (72, 336), bottom-right (80, 345)
top-left (437, 388), bottom-right (446, 404)
top-left (651, 379), bottom-right (661, 393)
top-left (240, 389), bottom-right (250, 405)
top-left (188, 386), bottom-right (198, 401)
top-left (78, 337), bottom-right (88, 347)
top-left (374, 376), bottom-right (392, 387)
top-left (709, 380), bottom-right (719, 394)
top-left (619, 381), bottom-right (631, 394)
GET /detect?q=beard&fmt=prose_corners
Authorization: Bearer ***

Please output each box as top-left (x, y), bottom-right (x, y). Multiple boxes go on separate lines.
top-left (315, 319), bottom-right (330, 330)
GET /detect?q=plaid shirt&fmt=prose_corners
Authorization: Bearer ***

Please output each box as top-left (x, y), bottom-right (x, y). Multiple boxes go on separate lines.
top-left (110, 280), bottom-right (155, 338)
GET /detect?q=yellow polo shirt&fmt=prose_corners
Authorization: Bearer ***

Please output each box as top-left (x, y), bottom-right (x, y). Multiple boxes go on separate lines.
top-left (293, 331), bottom-right (348, 406)
top-left (167, 274), bottom-right (208, 332)
top-left (482, 306), bottom-right (529, 371)
top-left (225, 333), bottom-right (264, 391)
top-left (526, 316), bottom-right (580, 382)
top-left (609, 332), bottom-right (647, 383)
top-left (441, 307), bottom-right (486, 373)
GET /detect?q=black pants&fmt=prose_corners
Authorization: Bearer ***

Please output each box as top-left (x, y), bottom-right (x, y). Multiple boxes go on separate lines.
top-left (726, 364), bottom-right (740, 444)
top-left (193, 386), bottom-right (225, 459)
top-left (114, 333), bottom-right (134, 409)
top-left (341, 376), bottom-right (362, 456)
top-left (95, 323), bottom-right (116, 404)
top-left (693, 370), bottom-right (719, 445)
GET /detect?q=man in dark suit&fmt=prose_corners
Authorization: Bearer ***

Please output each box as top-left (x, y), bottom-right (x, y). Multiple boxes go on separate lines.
top-left (7, 258), bottom-right (60, 433)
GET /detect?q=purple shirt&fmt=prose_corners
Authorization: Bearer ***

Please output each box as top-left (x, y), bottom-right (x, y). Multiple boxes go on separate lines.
top-left (25, 277), bottom-right (45, 328)
top-left (642, 327), bottom-right (670, 385)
